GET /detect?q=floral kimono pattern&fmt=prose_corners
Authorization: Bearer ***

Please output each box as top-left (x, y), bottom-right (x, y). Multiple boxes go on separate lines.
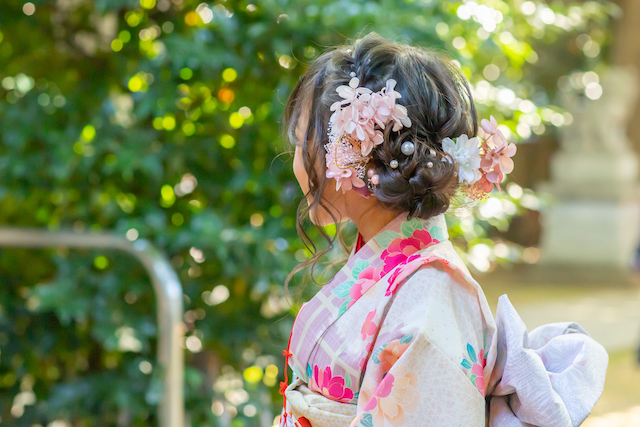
top-left (280, 213), bottom-right (608, 427)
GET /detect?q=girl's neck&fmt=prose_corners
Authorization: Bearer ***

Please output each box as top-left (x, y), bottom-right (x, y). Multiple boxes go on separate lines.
top-left (350, 208), bottom-right (399, 244)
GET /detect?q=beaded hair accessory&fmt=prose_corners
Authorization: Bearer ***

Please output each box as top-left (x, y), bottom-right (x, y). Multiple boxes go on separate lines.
top-left (324, 75), bottom-right (411, 195)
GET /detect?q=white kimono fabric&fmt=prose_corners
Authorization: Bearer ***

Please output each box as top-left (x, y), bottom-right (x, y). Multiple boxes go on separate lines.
top-left (281, 213), bottom-right (608, 427)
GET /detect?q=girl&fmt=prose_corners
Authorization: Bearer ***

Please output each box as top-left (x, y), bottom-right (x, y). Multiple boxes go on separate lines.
top-left (280, 33), bottom-right (607, 427)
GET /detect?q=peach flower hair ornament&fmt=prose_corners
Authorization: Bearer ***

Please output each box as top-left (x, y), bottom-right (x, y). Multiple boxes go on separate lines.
top-left (325, 75), bottom-right (411, 197)
top-left (441, 115), bottom-right (517, 199)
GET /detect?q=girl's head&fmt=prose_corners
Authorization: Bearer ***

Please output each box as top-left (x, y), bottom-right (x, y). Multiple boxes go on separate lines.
top-left (286, 32), bottom-right (477, 227)
top-left (284, 32), bottom-right (477, 283)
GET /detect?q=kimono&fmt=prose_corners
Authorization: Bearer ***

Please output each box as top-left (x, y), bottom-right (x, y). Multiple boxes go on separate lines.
top-left (280, 213), bottom-right (608, 427)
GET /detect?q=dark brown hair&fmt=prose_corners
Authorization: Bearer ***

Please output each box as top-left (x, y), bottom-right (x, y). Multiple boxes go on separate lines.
top-left (284, 32), bottom-right (477, 289)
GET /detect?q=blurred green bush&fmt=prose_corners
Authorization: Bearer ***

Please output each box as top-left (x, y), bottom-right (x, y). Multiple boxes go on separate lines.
top-left (0, 0), bottom-right (617, 425)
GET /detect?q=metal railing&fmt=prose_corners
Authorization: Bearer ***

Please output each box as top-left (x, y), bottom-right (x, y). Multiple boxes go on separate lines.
top-left (0, 228), bottom-right (184, 427)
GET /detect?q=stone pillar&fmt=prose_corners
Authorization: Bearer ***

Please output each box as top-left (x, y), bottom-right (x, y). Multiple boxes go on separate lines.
top-left (540, 67), bottom-right (640, 268)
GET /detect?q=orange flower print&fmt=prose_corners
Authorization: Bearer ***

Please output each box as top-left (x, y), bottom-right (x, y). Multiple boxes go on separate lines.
top-left (371, 334), bottom-right (413, 372)
top-left (363, 365), bottom-right (420, 427)
top-left (378, 339), bottom-right (410, 372)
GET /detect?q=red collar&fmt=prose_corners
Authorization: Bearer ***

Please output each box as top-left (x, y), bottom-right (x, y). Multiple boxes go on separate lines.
top-left (355, 232), bottom-right (365, 252)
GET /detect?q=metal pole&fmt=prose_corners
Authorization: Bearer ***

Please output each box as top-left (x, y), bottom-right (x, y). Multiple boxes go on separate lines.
top-left (0, 228), bottom-right (184, 427)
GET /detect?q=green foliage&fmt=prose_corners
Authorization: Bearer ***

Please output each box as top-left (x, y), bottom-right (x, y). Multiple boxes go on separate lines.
top-left (0, 0), bottom-right (616, 425)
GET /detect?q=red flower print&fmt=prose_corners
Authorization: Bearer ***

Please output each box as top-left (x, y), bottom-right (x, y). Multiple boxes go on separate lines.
top-left (380, 229), bottom-right (438, 276)
top-left (361, 310), bottom-right (377, 341)
top-left (311, 365), bottom-right (354, 403)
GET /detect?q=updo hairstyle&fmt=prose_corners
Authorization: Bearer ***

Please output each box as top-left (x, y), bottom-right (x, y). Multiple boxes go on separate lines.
top-left (284, 32), bottom-right (477, 286)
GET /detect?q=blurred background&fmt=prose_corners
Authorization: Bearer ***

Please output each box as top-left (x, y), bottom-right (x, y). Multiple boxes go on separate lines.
top-left (1, 0), bottom-right (639, 426)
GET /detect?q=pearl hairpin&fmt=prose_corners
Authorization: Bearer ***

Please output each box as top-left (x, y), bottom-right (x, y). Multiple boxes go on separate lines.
top-left (401, 141), bottom-right (415, 155)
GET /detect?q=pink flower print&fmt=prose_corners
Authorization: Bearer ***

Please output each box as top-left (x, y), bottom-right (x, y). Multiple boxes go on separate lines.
top-left (478, 348), bottom-right (487, 367)
top-left (380, 229), bottom-right (438, 276)
top-left (359, 340), bottom-right (375, 370)
top-left (473, 364), bottom-right (485, 392)
top-left (385, 269), bottom-right (402, 296)
top-left (347, 282), bottom-right (364, 308)
top-left (361, 310), bottom-right (377, 341)
top-left (363, 373), bottom-right (395, 411)
top-left (472, 347), bottom-right (487, 392)
top-left (385, 253), bottom-right (423, 296)
top-left (312, 365), bottom-right (354, 403)
top-left (365, 365), bottom-right (420, 427)
top-left (461, 344), bottom-right (488, 396)
top-left (326, 163), bottom-right (365, 193)
top-left (348, 266), bottom-right (383, 308)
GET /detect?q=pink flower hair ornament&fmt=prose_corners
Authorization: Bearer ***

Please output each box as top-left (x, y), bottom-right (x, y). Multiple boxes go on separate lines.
top-left (324, 76), bottom-right (411, 195)
top-left (323, 74), bottom-right (516, 200)
top-left (442, 115), bottom-right (517, 199)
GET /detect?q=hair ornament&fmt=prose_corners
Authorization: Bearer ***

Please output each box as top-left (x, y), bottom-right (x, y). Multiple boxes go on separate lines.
top-left (325, 76), bottom-right (412, 194)
top-left (401, 141), bottom-right (415, 155)
top-left (441, 115), bottom-right (517, 199)
top-left (390, 159), bottom-right (399, 169)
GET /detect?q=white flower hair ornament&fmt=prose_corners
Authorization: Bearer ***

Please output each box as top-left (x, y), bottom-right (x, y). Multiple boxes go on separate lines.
top-left (324, 76), bottom-right (411, 196)
top-left (442, 115), bottom-right (517, 199)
